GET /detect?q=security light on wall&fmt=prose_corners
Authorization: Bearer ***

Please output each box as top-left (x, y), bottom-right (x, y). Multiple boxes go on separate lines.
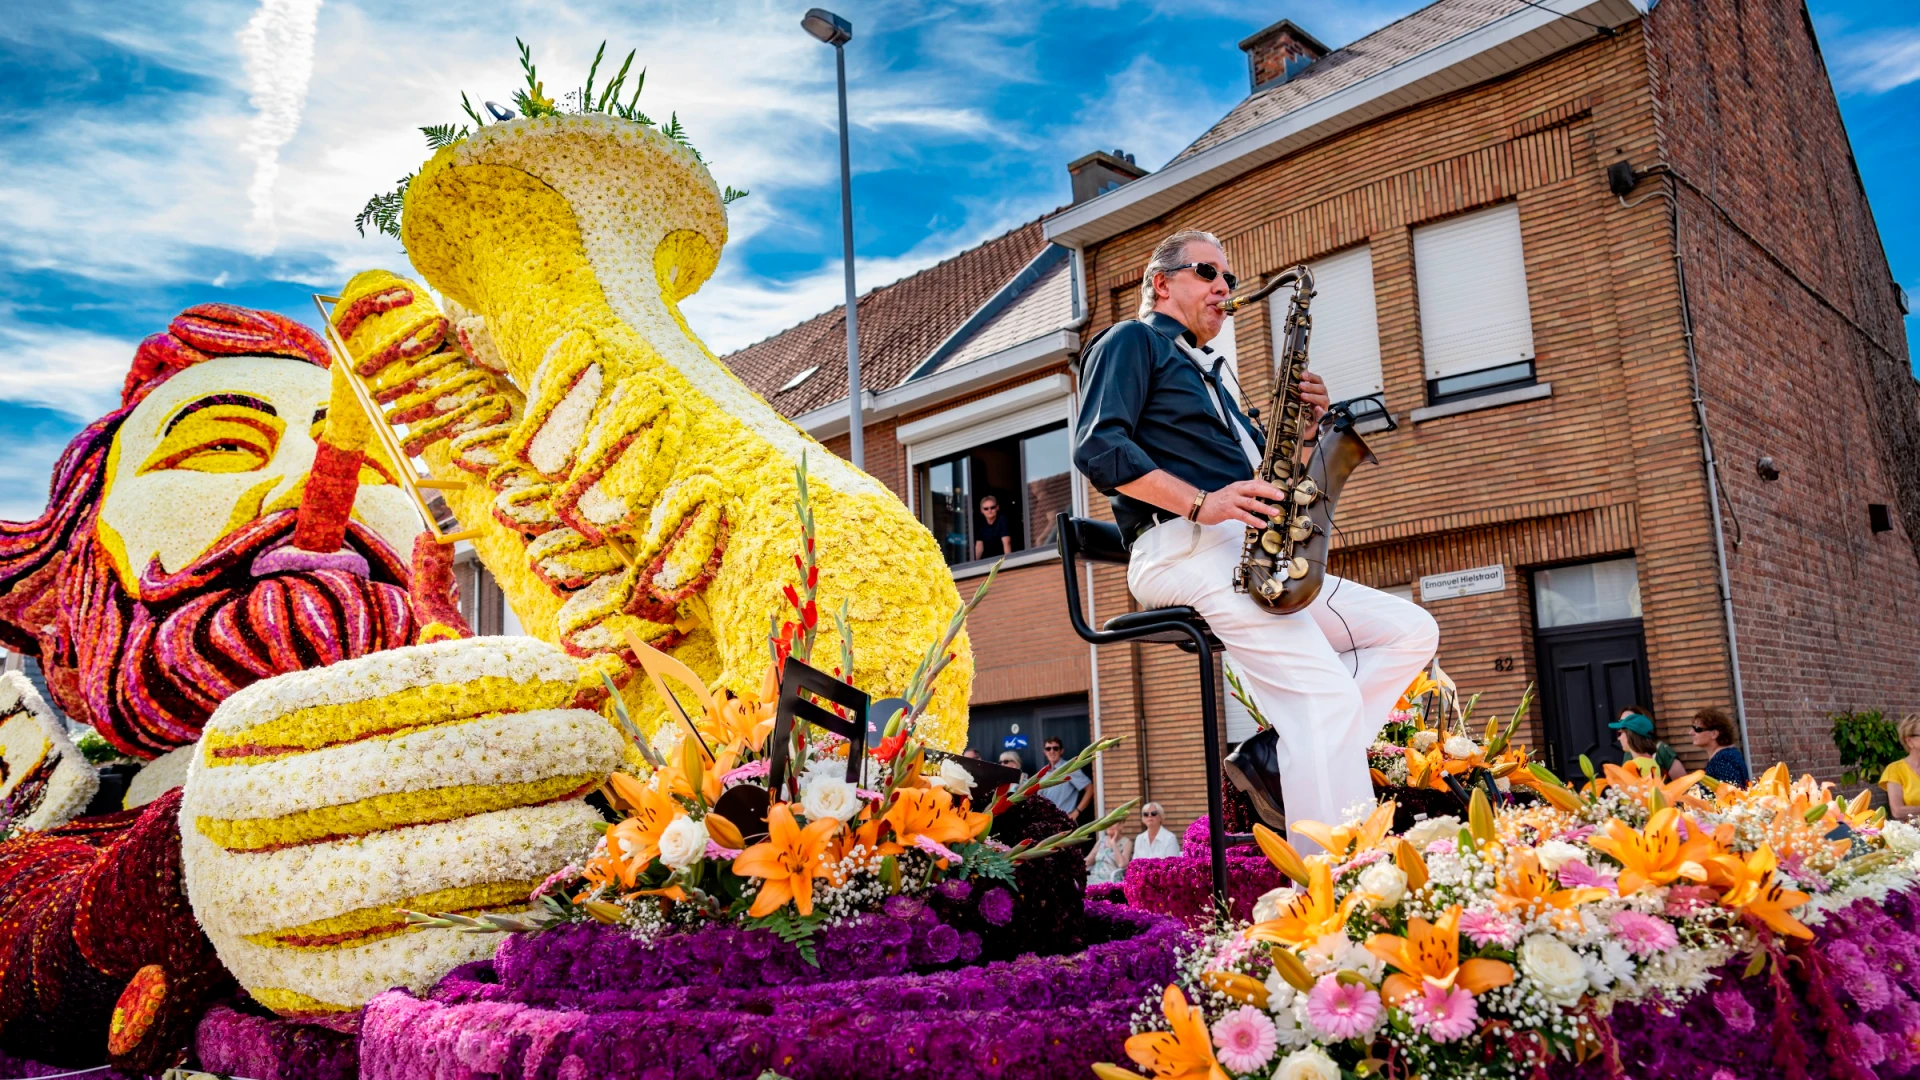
top-left (1756, 456), bottom-right (1779, 482)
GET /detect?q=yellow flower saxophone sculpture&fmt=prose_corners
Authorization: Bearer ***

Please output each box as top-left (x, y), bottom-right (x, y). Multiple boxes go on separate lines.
top-left (333, 112), bottom-right (971, 750)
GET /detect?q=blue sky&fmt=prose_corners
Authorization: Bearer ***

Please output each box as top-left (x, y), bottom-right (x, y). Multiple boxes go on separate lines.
top-left (0, 0), bottom-right (1914, 520)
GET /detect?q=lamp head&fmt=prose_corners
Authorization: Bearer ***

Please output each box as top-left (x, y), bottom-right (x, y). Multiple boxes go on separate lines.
top-left (802, 8), bottom-right (853, 46)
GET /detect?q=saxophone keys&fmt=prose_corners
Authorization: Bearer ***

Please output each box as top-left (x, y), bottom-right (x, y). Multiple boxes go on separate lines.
top-left (1287, 556), bottom-right (1311, 580)
top-left (1260, 577), bottom-right (1285, 600)
top-left (1260, 529), bottom-right (1285, 555)
top-left (1292, 478), bottom-right (1320, 505)
top-left (1288, 516), bottom-right (1313, 542)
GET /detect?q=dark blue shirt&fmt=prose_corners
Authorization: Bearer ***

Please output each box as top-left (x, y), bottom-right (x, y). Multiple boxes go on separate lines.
top-left (1704, 746), bottom-right (1749, 786)
top-left (1073, 312), bottom-right (1266, 541)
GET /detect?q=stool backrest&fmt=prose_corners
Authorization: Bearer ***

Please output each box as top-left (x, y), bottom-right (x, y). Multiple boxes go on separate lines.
top-left (1056, 513), bottom-right (1126, 643)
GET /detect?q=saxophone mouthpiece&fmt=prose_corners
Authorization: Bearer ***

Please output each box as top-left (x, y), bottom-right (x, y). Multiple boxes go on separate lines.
top-left (1219, 265), bottom-right (1312, 315)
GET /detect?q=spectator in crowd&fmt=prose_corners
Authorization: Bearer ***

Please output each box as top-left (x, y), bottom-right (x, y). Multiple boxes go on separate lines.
top-left (1086, 827), bottom-right (1130, 884)
top-left (1132, 802), bottom-right (1182, 860)
top-left (1674, 707), bottom-right (1748, 785)
top-left (1038, 737), bottom-right (1093, 825)
top-left (973, 495), bottom-right (1012, 561)
top-left (1881, 714), bottom-right (1920, 822)
top-left (1609, 707), bottom-right (1675, 775)
top-left (961, 747), bottom-right (980, 760)
top-left (997, 750), bottom-right (1026, 781)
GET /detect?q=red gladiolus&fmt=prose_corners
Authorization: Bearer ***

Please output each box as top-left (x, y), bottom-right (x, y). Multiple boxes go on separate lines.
top-left (803, 600), bottom-right (818, 628)
top-left (783, 584), bottom-right (800, 609)
top-left (806, 565), bottom-right (818, 589)
top-left (874, 731), bottom-right (908, 762)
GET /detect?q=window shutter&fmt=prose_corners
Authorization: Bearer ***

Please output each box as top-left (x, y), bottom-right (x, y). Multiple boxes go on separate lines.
top-left (1413, 203), bottom-right (1535, 381)
top-left (1281, 244), bottom-right (1382, 404)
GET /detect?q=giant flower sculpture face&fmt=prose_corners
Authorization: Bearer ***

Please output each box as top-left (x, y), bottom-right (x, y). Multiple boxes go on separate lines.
top-left (0, 304), bottom-right (427, 758)
top-left (96, 355), bottom-right (419, 588)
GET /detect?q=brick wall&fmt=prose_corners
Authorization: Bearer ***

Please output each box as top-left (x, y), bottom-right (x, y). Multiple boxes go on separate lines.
top-left (1647, 0), bottom-right (1920, 776)
top-left (1076, 26), bottom-right (1748, 836)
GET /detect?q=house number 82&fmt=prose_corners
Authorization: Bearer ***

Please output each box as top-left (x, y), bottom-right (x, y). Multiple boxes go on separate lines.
top-left (1493, 657), bottom-right (1514, 672)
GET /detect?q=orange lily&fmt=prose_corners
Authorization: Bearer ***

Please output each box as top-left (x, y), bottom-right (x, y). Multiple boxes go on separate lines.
top-left (881, 787), bottom-right (988, 859)
top-left (1710, 844), bottom-right (1813, 939)
top-left (583, 774), bottom-right (681, 889)
top-left (1585, 808), bottom-right (1721, 896)
top-left (1365, 906), bottom-right (1515, 1005)
top-left (701, 672), bottom-right (777, 753)
top-left (823, 813), bottom-right (902, 886)
top-left (732, 802), bottom-right (842, 917)
top-left (1119, 985), bottom-right (1230, 1080)
top-left (1493, 851), bottom-right (1609, 915)
top-left (1597, 762), bottom-right (1710, 811)
top-left (1245, 860), bottom-right (1359, 951)
top-left (1291, 801), bottom-right (1397, 862)
top-left (1833, 787), bottom-right (1885, 831)
top-left (1397, 672), bottom-right (1441, 714)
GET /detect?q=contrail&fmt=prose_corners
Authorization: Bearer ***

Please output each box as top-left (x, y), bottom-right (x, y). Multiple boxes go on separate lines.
top-left (238, 0), bottom-right (324, 251)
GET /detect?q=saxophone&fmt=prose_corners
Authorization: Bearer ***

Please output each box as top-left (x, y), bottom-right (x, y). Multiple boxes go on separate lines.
top-left (1224, 266), bottom-right (1377, 614)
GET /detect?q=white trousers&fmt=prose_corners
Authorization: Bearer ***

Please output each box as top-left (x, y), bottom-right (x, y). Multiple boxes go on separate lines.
top-left (1127, 518), bottom-right (1440, 845)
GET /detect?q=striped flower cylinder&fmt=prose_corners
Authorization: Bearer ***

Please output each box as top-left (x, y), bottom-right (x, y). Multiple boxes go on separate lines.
top-left (179, 636), bottom-right (621, 1017)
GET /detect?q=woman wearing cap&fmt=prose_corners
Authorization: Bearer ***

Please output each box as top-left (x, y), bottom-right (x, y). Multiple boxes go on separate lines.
top-left (1610, 707), bottom-right (1676, 776)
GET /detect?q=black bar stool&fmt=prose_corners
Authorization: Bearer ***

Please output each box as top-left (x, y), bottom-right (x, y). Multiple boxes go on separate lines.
top-left (1055, 512), bottom-right (1230, 910)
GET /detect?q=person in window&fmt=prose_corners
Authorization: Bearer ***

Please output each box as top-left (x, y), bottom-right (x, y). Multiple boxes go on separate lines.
top-left (1131, 802), bottom-right (1182, 860)
top-left (1881, 714), bottom-right (1920, 822)
top-left (973, 495), bottom-right (1012, 561)
top-left (1072, 228), bottom-right (1439, 847)
top-left (1676, 707), bottom-right (1747, 786)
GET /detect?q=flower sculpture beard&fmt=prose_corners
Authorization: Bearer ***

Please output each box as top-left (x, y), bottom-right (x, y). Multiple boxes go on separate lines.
top-left (63, 508), bottom-right (415, 758)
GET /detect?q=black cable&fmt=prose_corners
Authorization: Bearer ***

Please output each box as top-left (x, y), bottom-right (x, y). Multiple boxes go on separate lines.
top-left (1511, 0), bottom-right (1617, 36)
top-left (1324, 518), bottom-right (1360, 678)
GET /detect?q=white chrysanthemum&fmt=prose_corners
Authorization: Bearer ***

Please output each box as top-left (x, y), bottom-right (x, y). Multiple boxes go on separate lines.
top-left (1410, 730), bottom-right (1439, 753)
top-left (1883, 820), bottom-right (1920, 855)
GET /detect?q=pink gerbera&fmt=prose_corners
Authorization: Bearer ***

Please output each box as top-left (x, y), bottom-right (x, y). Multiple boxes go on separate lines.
top-left (1458, 908), bottom-right (1522, 949)
top-left (1210, 1005), bottom-right (1279, 1073)
top-left (1305, 974), bottom-right (1384, 1040)
top-left (1665, 884), bottom-right (1718, 917)
top-left (1610, 910), bottom-right (1679, 956)
top-left (1409, 982), bottom-right (1479, 1043)
top-left (1559, 859), bottom-right (1618, 893)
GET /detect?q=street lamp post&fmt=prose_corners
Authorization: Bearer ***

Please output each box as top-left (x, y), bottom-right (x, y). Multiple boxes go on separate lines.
top-left (802, 7), bottom-right (864, 470)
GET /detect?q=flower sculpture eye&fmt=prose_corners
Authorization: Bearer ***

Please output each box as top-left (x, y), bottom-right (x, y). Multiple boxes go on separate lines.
top-left (141, 398), bottom-right (284, 474)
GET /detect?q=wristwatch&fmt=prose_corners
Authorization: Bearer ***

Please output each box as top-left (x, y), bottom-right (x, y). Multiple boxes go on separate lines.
top-left (1187, 489), bottom-right (1208, 522)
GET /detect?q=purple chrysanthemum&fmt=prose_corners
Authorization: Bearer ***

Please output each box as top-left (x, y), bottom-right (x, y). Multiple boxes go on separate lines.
top-left (979, 887), bottom-right (1015, 926)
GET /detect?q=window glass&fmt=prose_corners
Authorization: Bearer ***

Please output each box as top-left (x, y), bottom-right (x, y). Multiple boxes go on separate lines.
top-left (1533, 558), bottom-right (1641, 629)
top-left (920, 457), bottom-right (970, 566)
top-left (1022, 424), bottom-right (1072, 549)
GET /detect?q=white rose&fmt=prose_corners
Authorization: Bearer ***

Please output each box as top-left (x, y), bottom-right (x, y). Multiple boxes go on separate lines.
top-left (1252, 886), bottom-right (1297, 925)
top-left (1273, 1045), bottom-right (1339, 1080)
top-left (800, 774), bottom-right (862, 822)
top-left (1443, 735), bottom-right (1480, 760)
top-left (1357, 861), bottom-right (1408, 909)
top-left (1411, 730), bottom-right (1440, 753)
top-left (936, 759), bottom-right (976, 797)
top-left (1402, 815), bottom-right (1463, 851)
top-left (1536, 839), bottom-right (1589, 873)
top-left (657, 815), bottom-right (708, 871)
top-left (1519, 932), bottom-right (1589, 1006)
top-left (1883, 820), bottom-right (1920, 855)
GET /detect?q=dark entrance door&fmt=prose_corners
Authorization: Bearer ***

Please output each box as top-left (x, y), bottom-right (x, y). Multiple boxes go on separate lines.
top-left (1534, 619), bottom-right (1652, 776)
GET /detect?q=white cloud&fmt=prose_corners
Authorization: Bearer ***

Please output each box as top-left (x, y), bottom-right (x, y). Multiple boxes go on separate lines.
top-left (0, 321), bottom-right (140, 419)
top-left (0, 433), bottom-right (79, 523)
top-left (1832, 29), bottom-right (1920, 95)
top-left (238, 0), bottom-right (326, 251)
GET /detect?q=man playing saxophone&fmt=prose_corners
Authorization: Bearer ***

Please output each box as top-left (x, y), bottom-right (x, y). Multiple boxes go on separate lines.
top-left (1072, 229), bottom-right (1438, 846)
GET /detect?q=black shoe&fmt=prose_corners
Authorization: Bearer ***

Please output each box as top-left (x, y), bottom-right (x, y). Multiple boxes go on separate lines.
top-left (1223, 727), bottom-right (1287, 831)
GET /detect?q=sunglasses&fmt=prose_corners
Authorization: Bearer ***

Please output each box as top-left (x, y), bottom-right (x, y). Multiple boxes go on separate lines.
top-left (1142, 811), bottom-right (1161, 817)
top-left (1690, 726), bottom-right (1709, 733)
top-left (1164, 261), bottom-right (1239, 291)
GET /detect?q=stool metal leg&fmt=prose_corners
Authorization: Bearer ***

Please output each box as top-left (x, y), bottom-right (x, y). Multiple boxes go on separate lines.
top-left (1188, 627), bottom-right (1227, 914)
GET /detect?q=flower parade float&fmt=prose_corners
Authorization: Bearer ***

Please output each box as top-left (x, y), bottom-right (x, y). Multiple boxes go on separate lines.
top-left (1099, 746), bottom-right (1920, 1080)
top-left (334, 42), bottom-right (972, 750)
top-left (0, 672), bottom-right (97, 834)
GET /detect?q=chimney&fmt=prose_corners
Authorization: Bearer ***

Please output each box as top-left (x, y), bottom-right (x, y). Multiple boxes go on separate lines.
top-left (1238, 19), bottom-right (1328, 92)
top-left (1067, 149), bottom-right (1147, 205)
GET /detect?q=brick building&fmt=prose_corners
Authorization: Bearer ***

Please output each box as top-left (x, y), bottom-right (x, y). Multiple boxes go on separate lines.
top-left (723, 205), bottom-right (1113, 776)
top-left (1040, 0), bottom-right (1920, 832)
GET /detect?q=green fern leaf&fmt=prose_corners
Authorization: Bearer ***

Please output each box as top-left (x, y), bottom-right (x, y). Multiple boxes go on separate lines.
top-left (723, 186), bottom-right (750, 205)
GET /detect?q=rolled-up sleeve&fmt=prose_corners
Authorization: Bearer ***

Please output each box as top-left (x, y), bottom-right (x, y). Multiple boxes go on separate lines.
top-left (1074, 325), bottom-right (1158, 494)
